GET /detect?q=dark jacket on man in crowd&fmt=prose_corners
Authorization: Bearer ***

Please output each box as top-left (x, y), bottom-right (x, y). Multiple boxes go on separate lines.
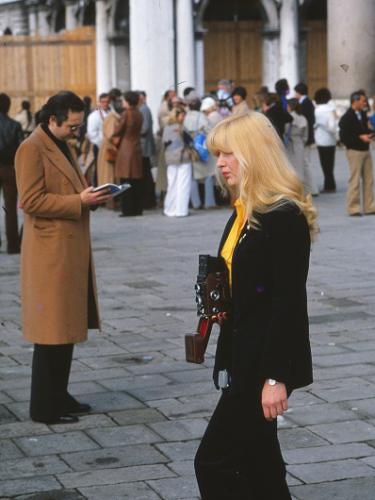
top-left (300, 97), bottom-right (315, 145)
top-left (0, 113), bottom-right (23, 165)
top-left (265, 103), bottom-right (293, 141)
top-left (339, 108), bottom-right (371, 151)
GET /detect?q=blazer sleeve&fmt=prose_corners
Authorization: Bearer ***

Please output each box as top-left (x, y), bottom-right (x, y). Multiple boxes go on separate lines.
top-left (15, 141), bottom-right (82, 220)
top-left (259, 208), bottom-right (310, 383)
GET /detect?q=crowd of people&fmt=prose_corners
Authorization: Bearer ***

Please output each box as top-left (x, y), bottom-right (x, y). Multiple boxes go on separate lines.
top-left (1, 77), bottom-right (375, 253)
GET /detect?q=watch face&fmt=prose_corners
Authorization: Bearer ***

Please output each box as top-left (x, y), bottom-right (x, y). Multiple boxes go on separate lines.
top-left (268, 379), bottom-right (277, 386)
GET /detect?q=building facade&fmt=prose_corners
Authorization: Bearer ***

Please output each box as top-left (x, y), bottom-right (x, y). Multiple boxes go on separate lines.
top-left (0, 0), bottom-right (374, 122)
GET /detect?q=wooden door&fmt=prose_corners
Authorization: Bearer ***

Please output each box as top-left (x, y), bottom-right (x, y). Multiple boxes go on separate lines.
top-left (305, 20), bottom-right (327, 96)
top-left (0, 27), bottom-right (96, 116)
top-left (204, 21), bottom-right (262, 103)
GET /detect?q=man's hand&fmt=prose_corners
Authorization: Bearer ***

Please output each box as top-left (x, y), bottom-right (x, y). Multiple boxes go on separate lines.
top-left (261, 380), bottom-right (288, 421)
top-left (80, 186), bottom-right (113, 207)
top-left (359, 134), bottom-right (373, 143)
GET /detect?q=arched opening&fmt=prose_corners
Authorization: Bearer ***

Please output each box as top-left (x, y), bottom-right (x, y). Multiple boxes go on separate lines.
top-left (3, 27), bottom-right (12, 35)
top-left (202, 0), bottom-right (264, 100)
top-left (300, 0), bottom-right (327, 95)
top-left (55, 5), bottom-right (66, 32)
top-left (83, 0), bottom-right (95, 26)
top-left (109, 0), bottom-right (130, 91)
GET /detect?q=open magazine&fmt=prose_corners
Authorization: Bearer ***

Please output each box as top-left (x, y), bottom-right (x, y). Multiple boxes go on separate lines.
top-left (92, 183), bottom-right (131, 198)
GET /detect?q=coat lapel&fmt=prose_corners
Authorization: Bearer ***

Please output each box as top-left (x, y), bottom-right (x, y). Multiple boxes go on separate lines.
top-left (217, 210), bottom-right (237, 255)
top-left (35, 126), bottom-right (85, 193)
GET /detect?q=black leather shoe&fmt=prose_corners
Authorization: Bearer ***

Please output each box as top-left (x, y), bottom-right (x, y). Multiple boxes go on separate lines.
top-left (32, 414), bottom-right (79, 425)
top-left (68, 403), bottom-right (92, 415)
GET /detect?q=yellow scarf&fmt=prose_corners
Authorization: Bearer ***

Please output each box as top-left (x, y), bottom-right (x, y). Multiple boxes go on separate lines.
top-left (221, 199), bottom-right (247, 286)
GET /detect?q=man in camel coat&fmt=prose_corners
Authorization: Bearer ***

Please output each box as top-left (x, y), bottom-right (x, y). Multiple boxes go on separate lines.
top-left (15, 91), bottom-right (111, 424)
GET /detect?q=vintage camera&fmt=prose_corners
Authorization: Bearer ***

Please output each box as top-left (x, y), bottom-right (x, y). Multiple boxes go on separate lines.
top-left (195, 255), bottom-right (231, 317)
top-left (185, 255), bottom-right (230, 364)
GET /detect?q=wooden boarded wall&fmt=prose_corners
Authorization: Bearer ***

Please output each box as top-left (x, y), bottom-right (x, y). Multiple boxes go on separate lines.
top-left (204, 21), bottom-right (262, 102)
top-left (0, 27), bottom-right (96, 117)
top-left (305, 20), bottom-right (327, 97)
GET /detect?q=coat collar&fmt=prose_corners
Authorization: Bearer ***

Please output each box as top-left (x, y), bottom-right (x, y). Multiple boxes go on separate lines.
top-left (33, 125), bottom-right (86, 193)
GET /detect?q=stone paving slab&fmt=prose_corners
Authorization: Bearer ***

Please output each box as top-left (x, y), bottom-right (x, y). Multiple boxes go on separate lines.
top-left (1, 150), bottom-right (375, 498)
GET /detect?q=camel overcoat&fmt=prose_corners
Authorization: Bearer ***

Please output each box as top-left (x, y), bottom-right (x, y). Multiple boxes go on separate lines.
top-left (15, 125), bottom-right (100, 345)
top-left (114, 108), bottom-right (143, 179)
top-left (97, 111), bottom-right (121, 186)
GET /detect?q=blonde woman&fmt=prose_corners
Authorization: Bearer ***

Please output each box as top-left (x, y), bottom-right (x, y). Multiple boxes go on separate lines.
top-left (194, 112), bottom-right (317, 499)
top-left (162, 107), bottom-right (192, 217)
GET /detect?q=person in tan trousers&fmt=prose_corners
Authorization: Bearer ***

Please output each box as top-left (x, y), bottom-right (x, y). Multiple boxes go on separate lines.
top-left (339, 90), bottom-right (375, 216)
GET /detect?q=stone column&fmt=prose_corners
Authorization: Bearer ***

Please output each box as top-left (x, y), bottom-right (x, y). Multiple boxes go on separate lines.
top-left (65, 0), bottom-right (78, 31)
top-left (37, 5), bottom-right (51, 35)
top-left (129, 0), bottom-right (175, 123)
top-left (176, 0), bottom-right (195, 95)
top-left (261, 0), bottom-right (280, 90)
top-left (195, 31), bottom-right (205, 96)
top-left (279, 0), bottom-right (299, 89)
top-left (95, 0), bottom-right (111, 95)
top-left (27, 3), bottom-right (38, 35)
top-left (328, 0), bottom-right (375, 99)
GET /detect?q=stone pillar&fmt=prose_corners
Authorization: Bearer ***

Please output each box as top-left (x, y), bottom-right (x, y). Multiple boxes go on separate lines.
top-left (195, 31), bottom-right (205, 96)
top-left (328, 0), bottom-right (375, 99)
top-left (65, 0), bottom-right (78, 31)
top-left (279, 0), bottom-right (299, 89)
top-left (261, 0), bottom-right (279, 91)
top-left (95, 0), bottom-right (111, 95)
top-left (37, 5), bottom-right (51, 36)
top-left (27, 4), bottom-right (38, 35)
top-left (129, 0), bottom-right (175, 124)
top-left (176, 0), bottom-right (195, 95)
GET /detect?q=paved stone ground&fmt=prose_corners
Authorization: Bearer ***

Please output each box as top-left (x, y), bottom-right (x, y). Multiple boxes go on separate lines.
top-left (1, 148), bottom-right (375, 499)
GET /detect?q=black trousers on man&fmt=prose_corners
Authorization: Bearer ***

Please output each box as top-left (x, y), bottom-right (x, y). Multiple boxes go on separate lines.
top-left (195, 388), bottom-right (291, 500)
top-left (30, 344), bottom-right (75, 422)
top-left (0, 165), bottom-right (20, 253)
top-left (142, 157), bottom-right (156, 209)
top-left (317, 146), bottom-right (336, 191)
top-left (119, 178), bottom-right (143, 216)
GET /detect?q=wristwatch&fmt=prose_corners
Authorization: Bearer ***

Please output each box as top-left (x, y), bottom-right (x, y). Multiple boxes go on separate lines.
top-left (267, 378), bottom-right (278, 386)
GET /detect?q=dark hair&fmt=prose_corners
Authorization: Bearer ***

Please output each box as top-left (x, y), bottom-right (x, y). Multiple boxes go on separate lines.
top-left (139, 91), bottom-right (146, 98)
top-left (232, 86), bottom-right (247, 100)
top-left (108, 88), bottom-right (122, 101)
top-left (263, 92), bottom-right (279, 107)
top-left (39, 91), bottom-right (84, 126)
top-left (314, 87), bottom-right (332, 105)
top-left (21, 99), bottom-right (32, 125)
top-left (294, 82), bottom-right (308, 96)
top-left (21, 100), bottom-right (31, 111)
top-left (124, 90), bottom-right (139, 107)
top-left (183, 86), bottom-right (195, 98)
top-left (0, 93), bottom-right (11, 114)
top-left (275, 78), bottom-right (289, 95)
top-left (350, 89), bottom-right (366, 103)
top-left (287, 98), bottom-right (302, 114)
top-left (188, 99), bottom-right (202, 111)
top-left (99, 93), bottom-right (109, 100)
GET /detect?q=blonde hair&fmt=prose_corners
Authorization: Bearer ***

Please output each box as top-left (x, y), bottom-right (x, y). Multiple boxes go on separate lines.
top-left (168, 107), bottom-right (186, 125)
top-left (207, 111), bottom-right (318, 237)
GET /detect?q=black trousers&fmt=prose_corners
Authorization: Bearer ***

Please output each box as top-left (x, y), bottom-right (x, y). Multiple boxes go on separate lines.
top-left (142, 157), bottom-right (156, 209)
top-left (195, 388), bottom-right (291, 500)
top-left (120, 178), bottom-right (143, 216)
top-left (30, 344), bottom-right (74, 422)
top-left (0, 165), bottom-right (20, 253)
top-left (317, 146), bottom-right (336, 191)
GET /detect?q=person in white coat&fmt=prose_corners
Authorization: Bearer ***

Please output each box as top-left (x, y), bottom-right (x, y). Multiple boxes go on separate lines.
top-left (314, 88), bottom-right (337, 192)
top-left (286, 99), bottom-right (309, 192)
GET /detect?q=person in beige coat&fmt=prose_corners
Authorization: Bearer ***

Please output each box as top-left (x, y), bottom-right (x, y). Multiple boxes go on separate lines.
top-left (15, 92), bottom-right (112, 425)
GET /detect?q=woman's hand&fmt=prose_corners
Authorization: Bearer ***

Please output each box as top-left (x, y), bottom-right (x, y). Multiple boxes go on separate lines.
top-left (261, 381), bottom-right (288, 421)
top-left (80, 187), bottom-right (112, 207)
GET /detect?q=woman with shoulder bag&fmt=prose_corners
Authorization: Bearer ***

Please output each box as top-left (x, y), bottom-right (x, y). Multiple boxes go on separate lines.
top-left (162, 107), bottom-right (192, 217)
top-left (194, 112), bottom-right (317, 500)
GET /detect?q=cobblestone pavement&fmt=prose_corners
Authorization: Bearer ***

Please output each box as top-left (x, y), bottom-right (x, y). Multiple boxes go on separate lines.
top-left (1, 148), bottom-right (375, 499)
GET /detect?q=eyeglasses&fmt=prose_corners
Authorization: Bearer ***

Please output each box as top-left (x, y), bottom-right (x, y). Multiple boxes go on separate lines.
top-left (67, 124), bottom-right (84, 132)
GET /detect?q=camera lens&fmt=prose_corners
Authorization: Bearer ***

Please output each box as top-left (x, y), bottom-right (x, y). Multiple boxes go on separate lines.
top-left (210, 290), bottom-right (220, 301)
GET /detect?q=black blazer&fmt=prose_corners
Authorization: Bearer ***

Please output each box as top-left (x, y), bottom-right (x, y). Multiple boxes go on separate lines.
top-left (300, 97), bottom-right (315, 145)
top-left (214, 203), bottom-right (313, 394)
top-left (339, 108), bottom-right (370, 151)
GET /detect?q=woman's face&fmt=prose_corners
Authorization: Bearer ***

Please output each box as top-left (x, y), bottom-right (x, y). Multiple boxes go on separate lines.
top-left (233, 94), bottom-right (243, 105)
top-left (177, 112), bottom-right (185, 124)
top-left (217, 152), bottom-right (240, 186)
